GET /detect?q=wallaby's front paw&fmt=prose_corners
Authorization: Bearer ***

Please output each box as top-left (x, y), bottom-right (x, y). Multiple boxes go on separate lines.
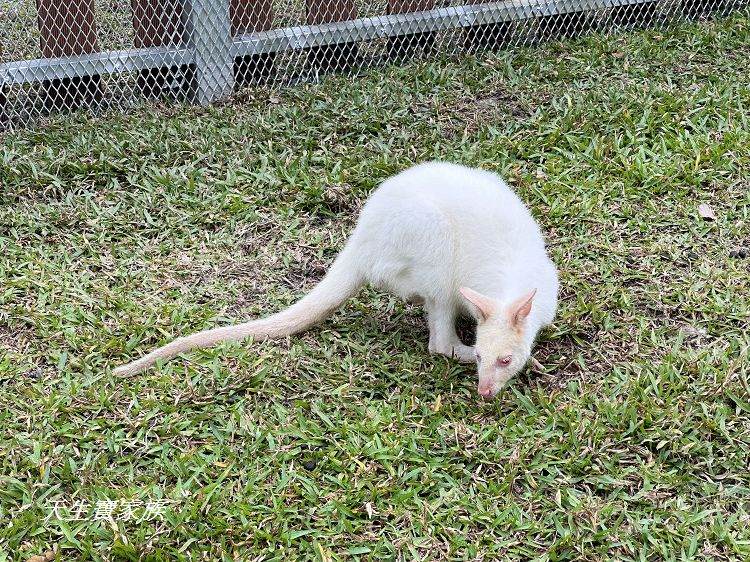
top-left (450, 344), bottom-right (477, 363)
top-left (430, 342), bottom-right (476, 363)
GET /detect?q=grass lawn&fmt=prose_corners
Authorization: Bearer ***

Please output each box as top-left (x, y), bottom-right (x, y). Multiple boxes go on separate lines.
top-left (1, 14), bottom-right (750, 561)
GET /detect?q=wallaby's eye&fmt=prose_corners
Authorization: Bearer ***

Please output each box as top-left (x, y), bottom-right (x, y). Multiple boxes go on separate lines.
top-left (496, 356), bottom-right (512, 367)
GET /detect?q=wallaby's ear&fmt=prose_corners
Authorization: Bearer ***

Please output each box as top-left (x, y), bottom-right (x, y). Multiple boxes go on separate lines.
top-left (509, 289), bottom-right (536, 329)
top-left (459, 287), bottom-right (497, 322)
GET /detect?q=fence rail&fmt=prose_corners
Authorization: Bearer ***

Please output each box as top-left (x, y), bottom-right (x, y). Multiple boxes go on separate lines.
top-left (1, 0), bottom-right (748, 127)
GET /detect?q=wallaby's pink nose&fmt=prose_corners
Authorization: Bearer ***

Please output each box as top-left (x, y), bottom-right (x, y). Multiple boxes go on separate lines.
top-left (478, 385), bottom-right (494, 399)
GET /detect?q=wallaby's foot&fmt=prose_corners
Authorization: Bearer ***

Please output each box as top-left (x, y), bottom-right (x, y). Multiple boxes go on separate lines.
top-left (428, 339), bottom-right (476, 363)
top-left (427, 305), bottom-right (476, 363)
top-left (446, 343), bottom-right (476, 363)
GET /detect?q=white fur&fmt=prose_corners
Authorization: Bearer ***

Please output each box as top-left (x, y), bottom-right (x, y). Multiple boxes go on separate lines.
top-left (114, 162), bottom-right (559, 398)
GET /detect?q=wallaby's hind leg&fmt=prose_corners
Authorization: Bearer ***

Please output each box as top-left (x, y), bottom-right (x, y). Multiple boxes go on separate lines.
top-left (427, 304), bottom-right (475, 363)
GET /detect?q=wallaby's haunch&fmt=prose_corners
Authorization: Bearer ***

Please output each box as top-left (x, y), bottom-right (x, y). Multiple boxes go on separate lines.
top-left (114, 162), bottom-right (559, 398)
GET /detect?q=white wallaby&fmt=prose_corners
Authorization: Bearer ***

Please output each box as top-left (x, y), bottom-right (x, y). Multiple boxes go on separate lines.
top-left (114, 162), bottom-right (559, 398)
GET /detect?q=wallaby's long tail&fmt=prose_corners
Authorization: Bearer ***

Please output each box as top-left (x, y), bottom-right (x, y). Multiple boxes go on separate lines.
top-left (113, 246), bottom-right (363, 376)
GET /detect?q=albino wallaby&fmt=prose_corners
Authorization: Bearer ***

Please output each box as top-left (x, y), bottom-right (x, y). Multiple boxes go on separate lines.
top-left (114, 162), bottom-right (559, 398)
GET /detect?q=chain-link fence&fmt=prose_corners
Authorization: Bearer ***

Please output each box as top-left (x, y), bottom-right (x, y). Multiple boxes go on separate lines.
top-left (1, 0), bottom-right (748, 128)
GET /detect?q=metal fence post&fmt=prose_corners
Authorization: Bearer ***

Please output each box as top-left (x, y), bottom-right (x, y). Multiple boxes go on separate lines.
top-left (184, 0), bottom-right (234, 104)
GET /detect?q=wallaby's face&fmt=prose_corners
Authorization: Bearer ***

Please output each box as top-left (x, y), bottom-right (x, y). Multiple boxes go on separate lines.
top-left (473, 319), bottom-right (531, 398)
top-left (460, 287), bottom-right (536, 399)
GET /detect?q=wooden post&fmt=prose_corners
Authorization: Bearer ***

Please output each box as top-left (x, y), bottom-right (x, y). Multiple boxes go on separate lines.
top-left (131, 0), bottom-right (184, 48)
top-left (306, 0), bottom-right (359, 71)
top-left (131, 0), bottom-right (191, 98)
top-left (231, 0), bottom-right (276, 85)
top-left (36, 0), bottom-right (103, 110)
top-left (387, 0), bottom-right (436, 61)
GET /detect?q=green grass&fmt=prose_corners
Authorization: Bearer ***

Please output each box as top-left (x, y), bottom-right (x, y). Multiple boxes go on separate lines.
top-left (1, 15), bottom-right (750, 561)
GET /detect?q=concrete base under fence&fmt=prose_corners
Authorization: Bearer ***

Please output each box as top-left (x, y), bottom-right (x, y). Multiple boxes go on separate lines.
top-left (136, 64), bottom-right (194, 100)
top-left (234, 53), bottom-right (276, 85)
top-left (464, 21), bottom-right (512, 53)
top-left (610, 1), bottom-right (657, 27)
top-left (41, 75), bottom-right (103, 111)
top-left (306, 43), bottom-right (362, 73)
top-left (0, 86), bottom-right (7, 126)
top-left (387, 32), bottom-right (437, 62)
top-left (534, 11), bottom-right (598, 40)
top-left (683, 0), bottom-right (749, 19)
